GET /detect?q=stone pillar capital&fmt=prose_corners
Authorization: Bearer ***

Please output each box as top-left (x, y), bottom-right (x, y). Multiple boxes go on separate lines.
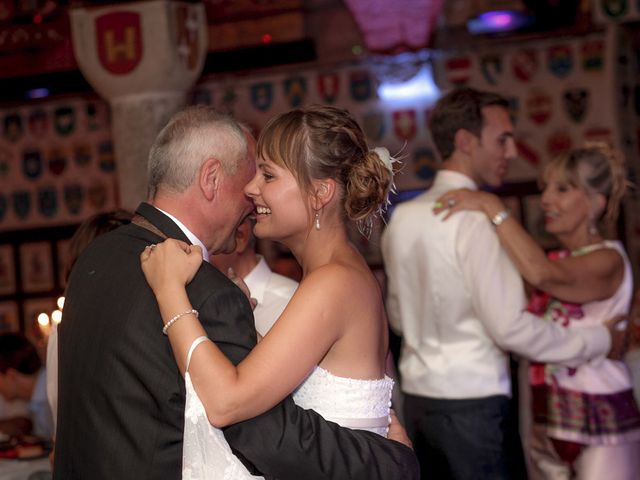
top-left (70, 0), bottom-right (207, 210)
top-left (71, 0), bottom-right (206, 100)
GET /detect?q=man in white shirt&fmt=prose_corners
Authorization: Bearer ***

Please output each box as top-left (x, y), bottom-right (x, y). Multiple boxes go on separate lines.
top-left (211, 218), bottom-right (298, 337)
top-left (381, 88), bottom-right (620, 479)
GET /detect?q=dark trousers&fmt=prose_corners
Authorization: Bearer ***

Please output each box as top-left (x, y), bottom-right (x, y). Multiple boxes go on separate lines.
top-left (404, 394), bottom-right (515, 480)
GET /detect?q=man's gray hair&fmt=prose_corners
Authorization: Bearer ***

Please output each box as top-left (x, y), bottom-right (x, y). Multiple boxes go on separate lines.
top-left (147, 106), bottom-right (248, 198)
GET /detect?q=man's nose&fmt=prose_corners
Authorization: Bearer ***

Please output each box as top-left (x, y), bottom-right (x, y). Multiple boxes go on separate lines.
top-left (244, 175), bottom-right (258, 198)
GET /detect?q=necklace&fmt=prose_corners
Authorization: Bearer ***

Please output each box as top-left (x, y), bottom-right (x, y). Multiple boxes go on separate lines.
top-left (571, 241), bottom-right (606, 257)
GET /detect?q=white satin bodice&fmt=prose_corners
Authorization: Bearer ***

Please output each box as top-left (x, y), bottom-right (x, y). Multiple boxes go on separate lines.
top-left (293, 366), bottom-right (393, 437)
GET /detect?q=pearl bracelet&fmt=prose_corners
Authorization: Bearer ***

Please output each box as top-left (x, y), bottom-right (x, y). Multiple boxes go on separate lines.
top-left (491, 209), bottom-right (510, 227)
top-left (162, 308), bottom-right (199, 335)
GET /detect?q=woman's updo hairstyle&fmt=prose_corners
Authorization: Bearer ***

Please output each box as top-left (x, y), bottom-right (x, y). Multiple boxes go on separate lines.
top-left (256, 105), bottom-right (394, 235)
top-left (542, 142), bottom-right (629, 230)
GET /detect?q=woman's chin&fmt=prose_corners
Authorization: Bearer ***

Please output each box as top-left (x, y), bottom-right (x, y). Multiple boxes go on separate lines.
top-left (543, 219), bottom-right (557, 235)
top-left (253, 223), bottom-right (273, 240)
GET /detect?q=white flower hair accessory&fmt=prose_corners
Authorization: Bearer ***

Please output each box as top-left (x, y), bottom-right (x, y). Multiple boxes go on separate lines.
top-left (373, 147), bottom-right (395, 173)
top-left (372, 146), bottom-right (399, 208)
top-left (356, 146), bottom-right (399, 239)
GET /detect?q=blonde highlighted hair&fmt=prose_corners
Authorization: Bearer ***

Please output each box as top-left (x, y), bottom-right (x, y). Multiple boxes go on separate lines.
top-left (542, 142), bottom-right (629, 229)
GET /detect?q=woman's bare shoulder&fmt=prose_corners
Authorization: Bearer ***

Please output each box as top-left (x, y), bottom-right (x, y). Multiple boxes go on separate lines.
top-left (300, 262), bottom-right (374, 300)
top-left (570, 245), bottom-right (624, 277)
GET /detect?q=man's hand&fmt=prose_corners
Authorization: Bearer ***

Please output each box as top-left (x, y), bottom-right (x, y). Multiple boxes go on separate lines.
top-left (387, 409), bottom-right (412, 449)
top-left (605, 315), bottom-right (629, 361)
top-left (227, 268), bottom-right (258, 310)
top-left (630, 289), bottom-right (640, 352)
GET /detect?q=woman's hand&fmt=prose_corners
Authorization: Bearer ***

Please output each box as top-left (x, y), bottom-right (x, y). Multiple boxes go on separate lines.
top-left (388, 409), bottom-right (413, 449)
top-left (433, 188), bottom-right (503, 221)
top-left (140, 239), bottom-right (203, 296)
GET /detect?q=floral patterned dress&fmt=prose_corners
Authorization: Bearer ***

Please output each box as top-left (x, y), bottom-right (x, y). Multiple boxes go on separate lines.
top-left (526, 242), bottom-right (640, 462)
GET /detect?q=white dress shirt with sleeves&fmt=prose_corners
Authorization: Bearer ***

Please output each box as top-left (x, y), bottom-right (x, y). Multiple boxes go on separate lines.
top-left (381, 170), bottom-right (610, 400)
top-left (244, 255), bottom-right (299, 337)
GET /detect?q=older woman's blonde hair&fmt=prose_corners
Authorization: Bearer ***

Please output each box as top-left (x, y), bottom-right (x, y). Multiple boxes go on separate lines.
top-left (541, 142), bottom-right (629, 231)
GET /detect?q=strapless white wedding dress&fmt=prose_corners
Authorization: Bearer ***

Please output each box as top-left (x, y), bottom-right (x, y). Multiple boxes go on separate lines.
top-left (182, 337), bottom-right (394, 480)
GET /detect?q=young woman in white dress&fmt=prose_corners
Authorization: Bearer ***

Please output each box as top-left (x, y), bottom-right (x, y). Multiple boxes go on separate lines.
top-left (140, 105), bottom-right (405, 478)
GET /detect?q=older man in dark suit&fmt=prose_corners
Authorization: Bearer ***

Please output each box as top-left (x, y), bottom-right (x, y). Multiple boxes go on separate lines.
top-left (54, 106), bottom-right (418, 479)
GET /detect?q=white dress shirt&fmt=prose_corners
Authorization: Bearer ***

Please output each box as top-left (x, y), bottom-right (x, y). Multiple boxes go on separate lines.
top-left (156, 207), bottom-right (209, 262)
top-left (381, 170), bottom-right (610, 399)
top-left (244, 256), bottom-right (298, 337)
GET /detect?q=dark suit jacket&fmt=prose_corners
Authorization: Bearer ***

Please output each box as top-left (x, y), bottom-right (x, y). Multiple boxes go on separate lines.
top-left (54, 202), bottom-right (418, 479)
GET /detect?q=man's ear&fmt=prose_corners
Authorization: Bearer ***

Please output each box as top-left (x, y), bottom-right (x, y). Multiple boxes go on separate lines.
top-left (311, 178), bottom-right (337, 210)
top-left (199, 158), bottom-right (222, 201)
top-left (454, 129), bottom-right (475, 155)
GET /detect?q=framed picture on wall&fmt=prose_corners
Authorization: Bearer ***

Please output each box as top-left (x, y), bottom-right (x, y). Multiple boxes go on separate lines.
top-left (523, 195), bottom-right (560, 250)
top-left (0, 244), bottom-right (16, 295)
top-left (0, 301), bottom-right (19, 333)
top-left (19, 241), bottom-right (54, 293)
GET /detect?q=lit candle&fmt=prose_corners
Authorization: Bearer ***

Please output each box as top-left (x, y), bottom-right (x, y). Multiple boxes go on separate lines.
top-left (51, 309), bottom-right (63, 325)
top-left (37, 312), bottom-right (51, 338)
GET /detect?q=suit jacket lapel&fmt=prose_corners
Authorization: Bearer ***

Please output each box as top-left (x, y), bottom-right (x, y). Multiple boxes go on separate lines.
top-left (135, 202), bottom-right (192, 244)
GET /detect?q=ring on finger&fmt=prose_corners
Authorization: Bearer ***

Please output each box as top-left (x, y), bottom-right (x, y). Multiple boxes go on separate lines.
top-left (447, 198), bottom-right (456, 208)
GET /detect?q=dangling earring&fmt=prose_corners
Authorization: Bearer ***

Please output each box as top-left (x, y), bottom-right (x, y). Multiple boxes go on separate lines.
top-left (314, 210), bottom-right (321, 230)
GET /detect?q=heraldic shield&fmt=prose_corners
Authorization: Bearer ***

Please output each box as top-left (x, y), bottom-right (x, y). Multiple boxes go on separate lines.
top-left (563, 88), bottom-right (589, 123)
top-left (71, 1), bottom-right (207, 98)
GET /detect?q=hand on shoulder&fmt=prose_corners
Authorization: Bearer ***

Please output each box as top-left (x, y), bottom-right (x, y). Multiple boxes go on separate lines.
top-left (433, 188), bottom-right (503, 221)
top-left (140, 239), bottom-right (203, 296)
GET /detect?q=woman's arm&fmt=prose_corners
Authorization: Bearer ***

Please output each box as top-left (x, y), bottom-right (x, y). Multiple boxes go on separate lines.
top-left (434, 189), bottom-right (624, 304)
top-left (141, 239), bottom-right (346, 428)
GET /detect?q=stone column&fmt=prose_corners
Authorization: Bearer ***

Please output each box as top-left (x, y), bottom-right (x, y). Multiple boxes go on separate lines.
top-left (70, 0), bottom-right (207, 210)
